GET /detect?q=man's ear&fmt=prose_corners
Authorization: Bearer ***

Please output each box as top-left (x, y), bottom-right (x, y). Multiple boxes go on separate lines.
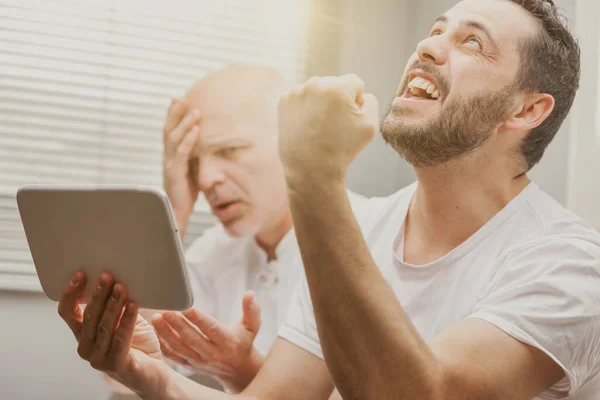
top-left (502, 93), bottom-right (555, 133)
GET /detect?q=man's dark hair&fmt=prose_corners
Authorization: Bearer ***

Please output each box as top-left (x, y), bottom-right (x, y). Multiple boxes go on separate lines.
top-left (509, 0), bottom-right (581, 171)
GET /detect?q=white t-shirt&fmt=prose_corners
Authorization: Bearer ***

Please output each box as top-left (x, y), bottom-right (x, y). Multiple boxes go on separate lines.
top-left (185, 190), bottom-right (372, 356)
top-left (279, 182), bottom-right (600, 399)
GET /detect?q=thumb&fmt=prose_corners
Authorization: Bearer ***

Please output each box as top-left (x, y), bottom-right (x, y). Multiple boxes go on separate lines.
top-left (361, 93), bottom-right (380, 139)
top-left (241, 291), bottom-right (261, 336)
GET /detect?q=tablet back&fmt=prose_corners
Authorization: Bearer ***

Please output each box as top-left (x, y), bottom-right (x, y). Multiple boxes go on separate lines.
top-left (17, 185), bottom-right (193, 310)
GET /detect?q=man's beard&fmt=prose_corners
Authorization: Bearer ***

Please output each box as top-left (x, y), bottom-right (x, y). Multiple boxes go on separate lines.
top-left (381, 86), bottom-right (514, 168)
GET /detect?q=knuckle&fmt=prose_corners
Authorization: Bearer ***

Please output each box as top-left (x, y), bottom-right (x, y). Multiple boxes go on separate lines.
top-left (95, 324), bottom-right (110, 343)
top-left (167, 135), bottom-right (179, 147)
top-left (323, 84), bottom-right (341, 96)
top-left (83, 308), bottom-right (93, 324)
top-left (112, 333), bottom-right (126, 350)
top-left (205, 322), bottom-right (221, 338)
top-left (347, 73), bottom-right (362, 83)
top-left (89, 358), bottom-right (106, 371)
top-left (77, 344), bottom-right (91, 360)
top-left (305, 76), bottom-right (321, 89)
top-left (175, 145), bottom-right (189, 155)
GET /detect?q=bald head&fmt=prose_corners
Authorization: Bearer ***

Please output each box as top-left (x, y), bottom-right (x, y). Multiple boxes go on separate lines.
top-left (185, 64), bottom-right (288, 129)
top-left (182, 65), bottom-right (291, 239)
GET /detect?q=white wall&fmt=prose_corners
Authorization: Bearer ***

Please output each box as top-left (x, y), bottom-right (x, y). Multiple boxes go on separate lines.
top-left (0, 290), bottom-right (112, 400)
top-left (567, 0), bottom-right (600, 229)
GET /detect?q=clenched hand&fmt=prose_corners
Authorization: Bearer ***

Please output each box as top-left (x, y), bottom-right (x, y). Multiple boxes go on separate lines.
top-left (277, 74), bottom-right (379, 188)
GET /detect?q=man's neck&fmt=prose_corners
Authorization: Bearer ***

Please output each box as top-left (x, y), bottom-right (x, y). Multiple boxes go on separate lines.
top-left (404, 155), bottom-right (530, 265)
top-left (254, 211), bottom-right (294, 262)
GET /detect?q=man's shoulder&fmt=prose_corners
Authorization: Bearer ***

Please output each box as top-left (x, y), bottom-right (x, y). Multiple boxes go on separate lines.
top-left (517, 183), bottom-right (600, 252)
top-left (498, 218), bottom-right (600, 283)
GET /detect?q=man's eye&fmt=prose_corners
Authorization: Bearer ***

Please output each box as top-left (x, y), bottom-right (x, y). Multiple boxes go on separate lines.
top-left (220, 147), bottom-right (239, 157)
top-left (429, 29), bottom-right (443, 37)
top-left (464, 36), bottom-right (482, 49)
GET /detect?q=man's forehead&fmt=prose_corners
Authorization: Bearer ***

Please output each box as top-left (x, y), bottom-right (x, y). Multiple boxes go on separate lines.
top-left (444, 0), bottom-right (538, 44)
top-left (190, 111), bottom-right (266, 151)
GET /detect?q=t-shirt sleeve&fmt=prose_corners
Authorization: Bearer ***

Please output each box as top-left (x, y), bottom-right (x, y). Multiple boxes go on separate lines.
top-left (278, 272), bottom-right (324, 359)
top-left (467, 238), bottom-right (600, 397)
top-left (278, 193), bottom-right (388, 359)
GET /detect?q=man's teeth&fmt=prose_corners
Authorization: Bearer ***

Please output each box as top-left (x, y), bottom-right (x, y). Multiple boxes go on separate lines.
top-left (408, 77), bottom-right (440, 99)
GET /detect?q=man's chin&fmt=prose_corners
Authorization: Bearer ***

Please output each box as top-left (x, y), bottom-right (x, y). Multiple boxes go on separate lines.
top-left (221, 217), bottom-right (257, 238)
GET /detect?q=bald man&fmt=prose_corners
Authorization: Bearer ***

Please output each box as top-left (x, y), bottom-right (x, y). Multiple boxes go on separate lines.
top-left (143, 65), bottom-right (368, 394)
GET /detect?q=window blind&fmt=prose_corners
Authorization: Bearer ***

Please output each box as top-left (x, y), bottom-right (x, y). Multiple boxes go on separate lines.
top-left (0, 0), bottom-right (313, 290)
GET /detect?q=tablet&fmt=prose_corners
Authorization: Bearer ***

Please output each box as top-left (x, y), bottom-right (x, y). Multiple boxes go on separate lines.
top-left (17, 185), bottom-right (194, 311)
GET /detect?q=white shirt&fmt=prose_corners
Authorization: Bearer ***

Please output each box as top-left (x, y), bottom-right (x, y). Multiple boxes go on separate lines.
top-left (280, 182), bottom-right (600, 399)
top-left (185, 190), bottom-right (371, 356)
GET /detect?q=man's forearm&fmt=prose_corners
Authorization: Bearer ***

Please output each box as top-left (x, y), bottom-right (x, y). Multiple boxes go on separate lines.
top-left (146, 367), bottom-right (258, 400)
top-left (287, 181), bottom-right (444, 400)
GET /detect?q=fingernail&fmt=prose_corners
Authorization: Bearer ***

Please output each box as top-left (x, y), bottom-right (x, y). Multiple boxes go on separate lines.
top-left (172, 98), bottom-right (178, 105)
top-left (71, 276), bottom-right (79, 286)
top-left (98, 278), bottom-right (106, 289)
top-left (112, 290), bottom-right (120, 300)
top-left (127, 302), bottom-right (137, 314)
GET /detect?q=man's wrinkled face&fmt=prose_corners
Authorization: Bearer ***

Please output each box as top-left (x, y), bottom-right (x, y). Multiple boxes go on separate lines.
top-left (381, 0), bottom-right (538, 167)
top-left (187, 91), bottom-right (288, 237)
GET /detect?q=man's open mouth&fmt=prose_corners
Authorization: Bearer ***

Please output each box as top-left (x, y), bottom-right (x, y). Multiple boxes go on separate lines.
top-left (404, 76), bottom-right (441, 100)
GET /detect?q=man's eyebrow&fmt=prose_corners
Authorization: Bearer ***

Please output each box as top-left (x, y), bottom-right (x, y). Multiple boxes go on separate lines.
top-left (204, 137), bottom-right (249, 148)
top-left (430, 15), bottom-right (448, 30)
top-left (429, 15), bottom-right (499, 50)
top-left (463, 20), bottom-right (498, 48)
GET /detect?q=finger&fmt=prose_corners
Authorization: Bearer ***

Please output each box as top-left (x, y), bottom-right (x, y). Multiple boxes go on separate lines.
top-left (181, 308), bottom-right (227, 346)
top-left (152, 313), bottom-right (202, 362)
top-left (78, 273), bottom-right (114, 360)
top-left (338, 73), bottom-right (365, 107)
top-left (163, 99), bottom-right (188, 138)
top-left (157, 336), bottom-right (192, 367)
top-left (361, 93), bottom-right (380, 138)
top-left (161, 312), bottom-right (219, 359)
top-left (164, 110), bottom-right (201, 155)
top-left (92, 284), bottom-right (128, 358)
top-left (58, 271), bottom-right (87, 341)
top-left (173, 125), bottom-right (199, 168)
top-left (241, 291), bottom-right (261, 336)
top-left (106, 302), bottom-right (138, 370)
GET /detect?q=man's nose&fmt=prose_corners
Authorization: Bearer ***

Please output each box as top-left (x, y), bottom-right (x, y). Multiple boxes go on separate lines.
top-left (416, 35), bottom-right (449, 65)
top-left (196, 158), bottom-right (226, 191)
